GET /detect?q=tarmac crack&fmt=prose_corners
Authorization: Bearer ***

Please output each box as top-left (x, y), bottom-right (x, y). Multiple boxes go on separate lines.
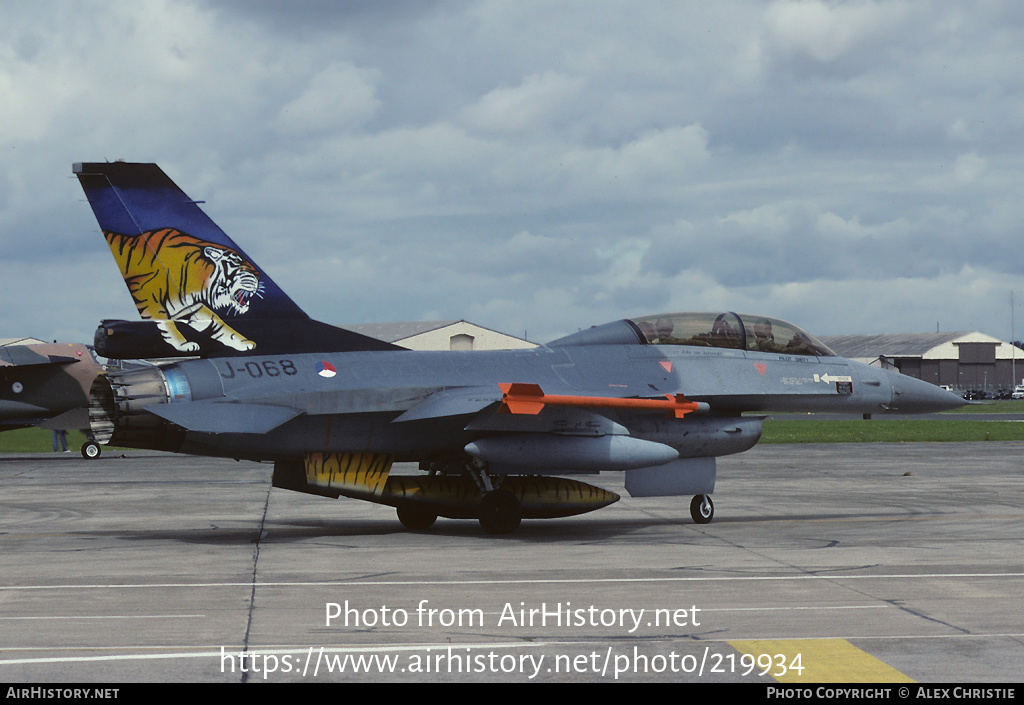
top-left (239, 481), bottom-right (273, 684)
top-left (880, 598), bottom-right (972, 635)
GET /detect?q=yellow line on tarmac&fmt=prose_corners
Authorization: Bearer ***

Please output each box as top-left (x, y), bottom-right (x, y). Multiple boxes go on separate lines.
top-left (728, 639), bottom-right (915, 683)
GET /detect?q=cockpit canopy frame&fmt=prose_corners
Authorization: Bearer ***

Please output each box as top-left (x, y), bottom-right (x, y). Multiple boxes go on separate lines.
top-left (547, 312), bottom-right (835, 357)
top-left (626, 312), bottom-right (835, 356)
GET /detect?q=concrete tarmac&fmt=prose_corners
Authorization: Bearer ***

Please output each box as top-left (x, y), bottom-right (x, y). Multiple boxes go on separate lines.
top-left (0, 443), bottom-right (1022, 683)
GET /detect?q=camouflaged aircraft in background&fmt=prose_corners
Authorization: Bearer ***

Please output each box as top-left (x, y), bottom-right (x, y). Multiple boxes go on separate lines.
top-left (74, 162), bottom-right (965, 533)
top-left (0, 339), bottom-right (104, 458)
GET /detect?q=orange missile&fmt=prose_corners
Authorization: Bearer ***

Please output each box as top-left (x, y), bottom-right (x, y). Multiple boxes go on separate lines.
top-left (498, 382), bottom-right (708, 418)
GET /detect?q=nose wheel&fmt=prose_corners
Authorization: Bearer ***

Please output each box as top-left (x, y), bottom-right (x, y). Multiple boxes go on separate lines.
top-left (690, 494), bottom-right (714, 524)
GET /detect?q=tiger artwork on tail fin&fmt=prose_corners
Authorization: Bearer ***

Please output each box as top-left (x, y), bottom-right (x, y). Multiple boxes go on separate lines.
top-left (104, 228), bottom-right (262, 353)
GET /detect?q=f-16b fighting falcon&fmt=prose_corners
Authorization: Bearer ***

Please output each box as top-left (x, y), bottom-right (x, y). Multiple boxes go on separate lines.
top-left (73, 162), bottom-right (965, 534)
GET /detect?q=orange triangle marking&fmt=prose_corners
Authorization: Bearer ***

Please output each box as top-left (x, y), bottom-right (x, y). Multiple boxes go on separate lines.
top-left (660, 361), bottom-right (673, 373)
top-left (754, 363), bottom-right (767, 376)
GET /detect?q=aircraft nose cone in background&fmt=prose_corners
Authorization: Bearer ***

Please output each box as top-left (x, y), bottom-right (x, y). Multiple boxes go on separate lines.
top-left (885, 371), bottom-right (967, 414)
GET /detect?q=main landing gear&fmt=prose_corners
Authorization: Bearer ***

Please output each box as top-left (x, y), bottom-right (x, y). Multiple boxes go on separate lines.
top-left (393, 488), bottom-right (521, 534)
top-left (477, 489), bottom-right (521, 535)
top-left (690, 494), bottom-right (714, 524)
top-left (396, 503), bottom-right (437, 531)
top-left (393, 461), bottom-right (523, 535)
top-left (81, 440), bottom-right (102, 459)
top-left (469, 464), bottom-right (521, 535)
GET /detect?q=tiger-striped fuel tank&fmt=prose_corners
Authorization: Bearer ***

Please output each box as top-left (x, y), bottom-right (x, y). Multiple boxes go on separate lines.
top-left (376, 475), bottom-right (619, 519)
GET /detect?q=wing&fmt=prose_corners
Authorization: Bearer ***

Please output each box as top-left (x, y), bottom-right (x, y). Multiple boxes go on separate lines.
top-left (387, 382), bottom-right (756, 500)
top-left (146, 401), bottom-right (302, 434)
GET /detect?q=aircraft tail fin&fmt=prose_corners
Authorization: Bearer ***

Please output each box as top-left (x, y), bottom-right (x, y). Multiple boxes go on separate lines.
top-left (74, 162), bottom-right (400, 357)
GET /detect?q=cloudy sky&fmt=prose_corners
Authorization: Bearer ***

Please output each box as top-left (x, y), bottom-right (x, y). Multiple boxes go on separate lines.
top-left (3, 0), bottom-right (1024, 346)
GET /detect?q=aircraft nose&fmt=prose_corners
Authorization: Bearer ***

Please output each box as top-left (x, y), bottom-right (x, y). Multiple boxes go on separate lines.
top-left (885, 372), bottom-right (966, 414)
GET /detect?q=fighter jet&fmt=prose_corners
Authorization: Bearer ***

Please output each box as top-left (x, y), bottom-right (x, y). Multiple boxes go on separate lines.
top-left (73, 162), bottom-right (966, 533)
top-left (0, 340), bottom-right (104, 458)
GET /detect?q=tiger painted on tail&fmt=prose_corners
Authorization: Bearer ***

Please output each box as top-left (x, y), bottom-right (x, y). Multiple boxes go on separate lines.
top-left (104, 228), bottom-right (262, 352)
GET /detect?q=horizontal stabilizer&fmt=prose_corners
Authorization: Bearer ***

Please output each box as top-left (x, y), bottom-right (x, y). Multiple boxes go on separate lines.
top-left (0, 347), bottom-right (80, 368)
top-left (147, 401), bottom-right (301, 434)
top-left (499, 382), bottom-right (709, 418)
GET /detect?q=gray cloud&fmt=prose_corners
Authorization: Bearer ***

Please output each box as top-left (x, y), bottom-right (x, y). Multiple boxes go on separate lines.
top-left (2, 1), bottom-right (1023, 345)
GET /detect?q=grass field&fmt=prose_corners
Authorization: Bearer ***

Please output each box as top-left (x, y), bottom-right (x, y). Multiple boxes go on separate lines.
top-left (0, 428), bottom-right (94, 454)
top-left (759, 399), bottom-right (1024, 443)
top-left (760, 418), bottom-right (1024, 443)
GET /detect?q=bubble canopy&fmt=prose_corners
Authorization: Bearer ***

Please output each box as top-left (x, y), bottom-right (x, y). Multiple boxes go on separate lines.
top-left (629, 312), bottom-right (835, 356)
top-left (549, 312), bottom-right (836, 357)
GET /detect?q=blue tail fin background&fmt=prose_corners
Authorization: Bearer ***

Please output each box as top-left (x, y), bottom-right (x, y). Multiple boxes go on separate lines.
top-left (75, 162), bottom-right (400, 357)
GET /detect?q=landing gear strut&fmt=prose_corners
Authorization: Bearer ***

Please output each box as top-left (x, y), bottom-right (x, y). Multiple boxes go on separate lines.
top-left (392, 459), bottom-right (525, 534)
top-left (466, 462), bottom-right (522, 535)
top-left (690, 494), bottom-right (714, 524)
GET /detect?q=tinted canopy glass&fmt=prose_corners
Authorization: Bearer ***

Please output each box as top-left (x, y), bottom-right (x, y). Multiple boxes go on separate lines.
top-left (628, 312), bottom-right (835, 357)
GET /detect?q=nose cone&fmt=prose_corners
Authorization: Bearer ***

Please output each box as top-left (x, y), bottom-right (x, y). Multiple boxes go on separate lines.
top-left (885, 372), bottom-right (967, 414)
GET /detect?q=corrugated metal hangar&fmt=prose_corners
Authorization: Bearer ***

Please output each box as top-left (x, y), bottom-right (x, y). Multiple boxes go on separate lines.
top-left (345, 320), bottom-right (536, 351)
top-left (819, 332), bottom-right (1024, 392)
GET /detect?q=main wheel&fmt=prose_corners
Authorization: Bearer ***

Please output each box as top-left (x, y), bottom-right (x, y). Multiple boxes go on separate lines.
top-left (690, 494), bottom-right (714, 524)
top-left (81, 441), bottom-right (102, 460)
top-left (396, 504), bottom-right (437, 531)
top-left (478, 490), bottom-right (521, 535)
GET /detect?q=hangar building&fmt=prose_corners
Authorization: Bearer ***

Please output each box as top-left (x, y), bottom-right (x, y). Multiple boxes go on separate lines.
top-left (819, 332), bottom-right (1024, 392)
top-left (345, 320), bottom-right (536, 351)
